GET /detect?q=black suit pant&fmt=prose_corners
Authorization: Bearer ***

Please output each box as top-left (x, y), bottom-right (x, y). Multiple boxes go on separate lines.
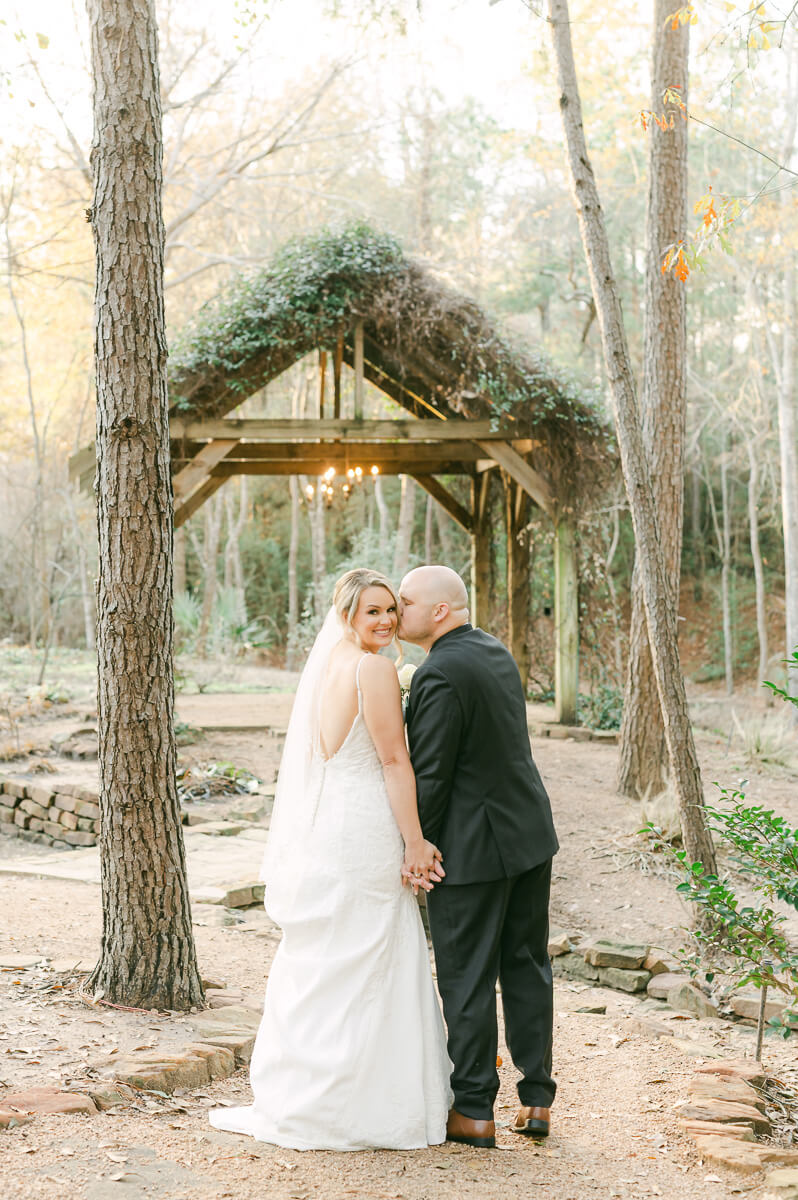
top-left (426, 858), bottom-right (556, 1122)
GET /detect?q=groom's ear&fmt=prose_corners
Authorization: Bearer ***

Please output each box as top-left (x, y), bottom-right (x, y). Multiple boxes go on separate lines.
top-left (432, 602), bottom-right (450, 624)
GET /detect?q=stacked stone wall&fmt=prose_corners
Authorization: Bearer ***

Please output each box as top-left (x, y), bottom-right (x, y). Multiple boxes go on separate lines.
top-left (0, 779), bottom-right (100, 849)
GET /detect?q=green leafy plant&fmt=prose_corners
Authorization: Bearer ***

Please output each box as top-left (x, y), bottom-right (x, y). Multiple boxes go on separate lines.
top-left (578, 684), bottom-right (623, 730)
top-left (657, 647), bottom-right (798, 1035)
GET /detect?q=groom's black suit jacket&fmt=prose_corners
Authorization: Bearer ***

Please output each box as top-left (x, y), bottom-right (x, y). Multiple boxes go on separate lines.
top-left (405, 624), bottom-right (558, 885)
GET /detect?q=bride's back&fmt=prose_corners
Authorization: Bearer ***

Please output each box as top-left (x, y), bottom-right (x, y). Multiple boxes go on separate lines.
top-left (318, 643), bottom-right (364, 760)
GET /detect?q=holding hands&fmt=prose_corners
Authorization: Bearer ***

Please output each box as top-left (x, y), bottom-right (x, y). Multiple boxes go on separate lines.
top-left (402, 838), bottom-right (445, 895)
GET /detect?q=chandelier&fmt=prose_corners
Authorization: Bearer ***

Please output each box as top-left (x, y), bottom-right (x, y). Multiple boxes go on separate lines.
top-left (304, 464), bottom-right (381, 509)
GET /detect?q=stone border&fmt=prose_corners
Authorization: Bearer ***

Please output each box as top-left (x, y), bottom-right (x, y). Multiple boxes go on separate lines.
top-left (529, 723), bottom-right (619, 744)
top-left (0, 778), bottom-right (100, 849)
top-left (676, 1059), bottom-right (798, 1173)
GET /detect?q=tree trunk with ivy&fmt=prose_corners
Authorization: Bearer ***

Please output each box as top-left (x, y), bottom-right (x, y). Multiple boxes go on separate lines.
top-left (548, 0), bottom-right (716, 872)
top-left (86, 0), bottom-right (204, 1010)
top-left (618, 0), bottom-right (689, 798)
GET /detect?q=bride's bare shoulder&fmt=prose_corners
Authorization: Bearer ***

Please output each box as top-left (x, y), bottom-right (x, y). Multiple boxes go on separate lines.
top-left (358, 653), bottom-right (399, 689)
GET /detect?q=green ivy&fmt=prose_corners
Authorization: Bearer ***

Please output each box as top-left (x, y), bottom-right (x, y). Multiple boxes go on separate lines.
top-left (170, 223), bottom-right (403, 390)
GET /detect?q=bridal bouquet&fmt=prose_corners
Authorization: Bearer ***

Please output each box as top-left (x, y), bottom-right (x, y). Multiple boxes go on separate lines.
top-left (397, 663), bottom-right (416, 715)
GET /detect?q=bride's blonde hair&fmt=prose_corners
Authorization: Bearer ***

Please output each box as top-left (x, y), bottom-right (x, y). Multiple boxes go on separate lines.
top-left (333, 568), bottom-right (402, 663)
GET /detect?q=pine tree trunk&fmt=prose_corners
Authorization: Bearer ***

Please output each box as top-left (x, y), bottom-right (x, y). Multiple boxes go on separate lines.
top-left (618, 0), bottom-right (689, 798)
top-left (86, 0), bottom-right (203, 1010)
top-left (548, 0), bottom-right (716, 872)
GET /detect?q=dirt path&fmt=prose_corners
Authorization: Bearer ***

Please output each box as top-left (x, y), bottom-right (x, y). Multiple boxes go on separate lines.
top-left (1, 679), bottom-right (797, 1198)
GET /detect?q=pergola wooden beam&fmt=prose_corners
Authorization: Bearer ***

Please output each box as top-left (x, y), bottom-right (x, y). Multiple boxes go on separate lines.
top-left (172, 438), bottom-right (239, 501)
top-left (169, 418), bottom-right (514, 442)
top-left (174, 475), bottom-right (225, 528)
top-left (411, 475), bottom-right (472, 533)
top-left (173, 441), bottom-right (487, 465)
top-left (475, 439), bottom-right (554, 517)
top-left (210, 460), bottom-right (477, 478)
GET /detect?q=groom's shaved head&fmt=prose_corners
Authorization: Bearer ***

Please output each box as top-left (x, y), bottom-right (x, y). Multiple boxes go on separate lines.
top-left (398, 565), bottom-right (469, 649)
top-left (403, 565), bottom-right (468, 611)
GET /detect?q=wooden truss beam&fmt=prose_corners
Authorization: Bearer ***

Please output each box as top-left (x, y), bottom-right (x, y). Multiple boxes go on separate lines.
top-left (210, 461), bottom-right (476, 478)
top-left (169, 418), bottom-right (513, 442)
top-left (475, 439), bottom-right (554, 518)
top-left (411, 475), bottom-right (473, 533)
top-left (172, 438), bottom-right (239, 502)
top-left (174, 475), bottom-right (225, 528)
top-left (173, 441), bottom-right (486, 466)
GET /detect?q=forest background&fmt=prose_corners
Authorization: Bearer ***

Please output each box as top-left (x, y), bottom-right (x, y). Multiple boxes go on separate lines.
top-left (2, 0), bottom-right (796, 720)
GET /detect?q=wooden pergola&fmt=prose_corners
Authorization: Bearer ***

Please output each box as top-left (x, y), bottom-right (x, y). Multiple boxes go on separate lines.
top-left (70, 228), bottom-right (610, 723)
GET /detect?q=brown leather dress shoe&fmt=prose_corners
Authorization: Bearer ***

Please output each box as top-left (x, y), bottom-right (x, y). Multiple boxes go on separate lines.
top-left (512, 1106), bottom-right (550, 1137)
top-left (446, 1107), bottom-right (496, 1148)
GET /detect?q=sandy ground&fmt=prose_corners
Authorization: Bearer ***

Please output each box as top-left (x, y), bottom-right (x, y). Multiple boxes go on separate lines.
top-left (1, 667), bottom-right (797, 1199)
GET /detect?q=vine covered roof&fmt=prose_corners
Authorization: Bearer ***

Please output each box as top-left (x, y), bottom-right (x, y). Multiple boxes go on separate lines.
top-left (169, 223), bottom-right (613, 504)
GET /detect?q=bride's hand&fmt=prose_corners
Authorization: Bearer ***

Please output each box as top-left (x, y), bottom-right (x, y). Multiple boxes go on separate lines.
top-left (403, 839), bottom-right (445, 890)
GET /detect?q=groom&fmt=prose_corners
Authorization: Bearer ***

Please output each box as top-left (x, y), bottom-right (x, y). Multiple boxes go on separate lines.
top-left (399, 565), bottom-right (559, 1150)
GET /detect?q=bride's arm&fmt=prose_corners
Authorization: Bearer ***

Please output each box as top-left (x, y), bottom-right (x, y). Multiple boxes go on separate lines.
top-left (359, 654), bottom-right (444, 886)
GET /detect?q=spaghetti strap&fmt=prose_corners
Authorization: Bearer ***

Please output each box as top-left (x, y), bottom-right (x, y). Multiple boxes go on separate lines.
top-left (354, 654), bottom-right (368, 710)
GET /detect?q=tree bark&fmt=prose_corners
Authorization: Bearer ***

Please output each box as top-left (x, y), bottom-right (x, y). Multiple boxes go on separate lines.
top-left (618, 0), bottom-right (689, 797)
top-left (548, 0), bottom-right (716, 871)
top-left (86, 0), bottom-right (203, 1009)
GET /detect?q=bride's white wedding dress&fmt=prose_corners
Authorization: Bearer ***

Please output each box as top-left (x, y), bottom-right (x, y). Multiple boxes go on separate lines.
top-left (209, 658), bottom-right (452, 1150)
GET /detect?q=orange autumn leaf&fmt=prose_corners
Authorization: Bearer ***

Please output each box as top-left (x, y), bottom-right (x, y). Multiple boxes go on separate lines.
top-left (674, 249), bottom-right (690, 281)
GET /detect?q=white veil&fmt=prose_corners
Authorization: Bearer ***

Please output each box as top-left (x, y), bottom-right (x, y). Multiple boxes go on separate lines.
top-left (260, 607), bottom-right (344, 886)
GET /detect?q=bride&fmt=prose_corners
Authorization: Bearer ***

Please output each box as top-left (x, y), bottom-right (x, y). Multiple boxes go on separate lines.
top-left (209, 568), bottom-right (453, 1150)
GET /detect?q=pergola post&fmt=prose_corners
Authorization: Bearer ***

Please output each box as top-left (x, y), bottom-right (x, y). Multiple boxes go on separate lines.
top-left (504, 476), bottom-right (530, 692)
top-left (470, 472), bottom-right (492, 630)
top-left (554, 515), bottom-right (579, 725)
